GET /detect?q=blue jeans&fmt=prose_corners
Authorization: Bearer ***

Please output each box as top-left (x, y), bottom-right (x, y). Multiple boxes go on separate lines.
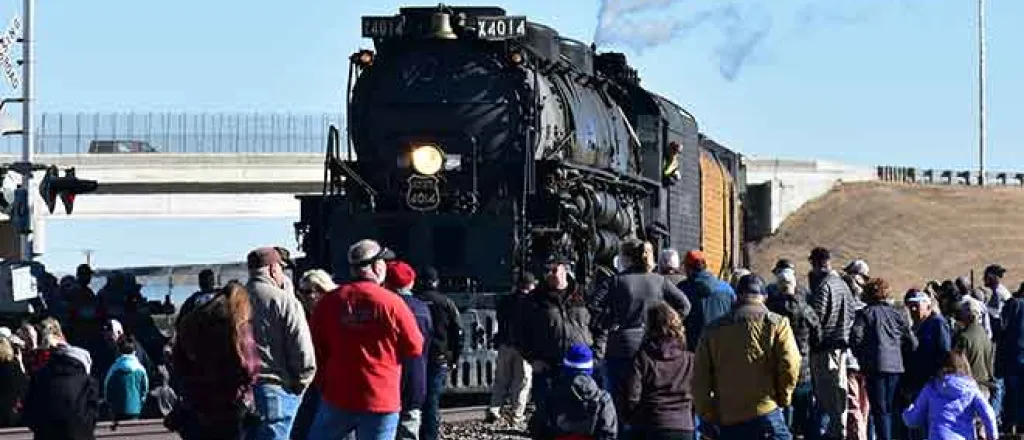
top-left (420, 364), bottom-right (447, 440)
top-left (253, 383), bottom-right (303, 440)
top-left (291, 387), bottom-right (321, 440)
top-left (603, 356), bottom-right (634, 436)
top-left (866, 373), bottom-right (899, 440)
top-left (306, 398), bottom-right (399, 440)
top-left (993, 377), bottom-right (1006, 423)
top-left (784, 382), bottom-right (814, 438)
top-left (718, 408), bottom-right (792, 440)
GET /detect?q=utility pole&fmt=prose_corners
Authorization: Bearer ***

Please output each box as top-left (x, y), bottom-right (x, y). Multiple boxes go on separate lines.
top-left (977, 0), bottom-right (986, 186)
top-left (82, 249), bottom-right (94, 266)
top-left (18, 0), bottom-right (34, 258)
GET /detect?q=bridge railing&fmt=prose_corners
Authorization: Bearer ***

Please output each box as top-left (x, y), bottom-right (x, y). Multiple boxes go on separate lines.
top-left (0, 112), bottom-right (345, 155)
top-left (876, 165), bottom-right (1024, 187)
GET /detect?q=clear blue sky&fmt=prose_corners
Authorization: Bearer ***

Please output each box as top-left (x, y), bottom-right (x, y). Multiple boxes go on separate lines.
top-left (0, 0), bottom-right (1018, 272)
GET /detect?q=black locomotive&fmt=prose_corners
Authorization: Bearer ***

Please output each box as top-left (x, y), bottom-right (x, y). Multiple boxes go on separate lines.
top-left (294, 4), bottom-right (745, 296)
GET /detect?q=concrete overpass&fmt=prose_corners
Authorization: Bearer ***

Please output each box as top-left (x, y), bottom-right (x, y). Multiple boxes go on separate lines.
top-left (0, 153), bottom-right (326, 219)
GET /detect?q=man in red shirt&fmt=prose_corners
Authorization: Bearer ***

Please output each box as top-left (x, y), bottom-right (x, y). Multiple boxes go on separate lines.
top-left (308, 239), bottom-right (425, 440)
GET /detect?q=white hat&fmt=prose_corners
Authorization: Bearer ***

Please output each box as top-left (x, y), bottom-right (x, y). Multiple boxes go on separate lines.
top-left (0, 326), bottom-right (24, 346)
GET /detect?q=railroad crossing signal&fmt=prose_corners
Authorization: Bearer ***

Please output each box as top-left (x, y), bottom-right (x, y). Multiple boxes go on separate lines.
top-left (38, 166), bottom-right (98, 215)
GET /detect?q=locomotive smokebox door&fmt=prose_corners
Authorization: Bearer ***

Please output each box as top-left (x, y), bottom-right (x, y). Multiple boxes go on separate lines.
top-left (406, 175), bottom-right (441, 211)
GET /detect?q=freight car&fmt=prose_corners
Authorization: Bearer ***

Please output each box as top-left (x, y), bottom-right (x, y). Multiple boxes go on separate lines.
top-left (293, 4), bottom-right (745, 393)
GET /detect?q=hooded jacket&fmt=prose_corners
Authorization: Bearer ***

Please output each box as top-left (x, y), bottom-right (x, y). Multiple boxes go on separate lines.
top-left (104, 354), bottom-right (149, 417)
top-left (766, 292), bottom-right (822, 383)
top-left (531, 372), bottom-right (617, 440)
top-left (680, 270), bottom-right (736, 351)
top-left (521, 287), bottom-right (592, 367)
top-left (901, 373), bottom-right (997, 440)
top-left (622, 338), bottom-right (695, 432)
top-left (22, 351), bottom-right (100, 440)
top-left (849, 301), bottom-right (918, 374)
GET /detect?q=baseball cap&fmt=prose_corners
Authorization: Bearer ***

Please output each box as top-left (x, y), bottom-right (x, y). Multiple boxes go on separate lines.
top-left (985, 264), bottom-right (1007, 278)
top-left (347, 239), bottom-right (396, 267)
top-left (736, 274), bottom-right (766, 296)
top-left (904, 289), bottom-right (931, 304)
top-left (384, 260), bottom-right (417, 290)
top-left (683, 250), bottom-right (705, 268)
top-left (247, 247), bottom-right (283, 270)
top-left (773, 258), bottom-right (795, 273)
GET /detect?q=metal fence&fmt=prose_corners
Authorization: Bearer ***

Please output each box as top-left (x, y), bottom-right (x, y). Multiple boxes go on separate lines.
top-left (877, 165), bottom-right (1024, 187)
top-left (0, 112), bottom-right (345, 155)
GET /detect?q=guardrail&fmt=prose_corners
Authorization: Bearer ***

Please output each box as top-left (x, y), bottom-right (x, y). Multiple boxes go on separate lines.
top-left (876, 166), bottom-right (1024, 187)
top-left (0, 112), bottom-right (344, 155)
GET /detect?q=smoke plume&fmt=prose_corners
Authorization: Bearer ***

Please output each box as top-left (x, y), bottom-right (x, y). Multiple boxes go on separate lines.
top-left (594, 0), bottom-right (886, 81)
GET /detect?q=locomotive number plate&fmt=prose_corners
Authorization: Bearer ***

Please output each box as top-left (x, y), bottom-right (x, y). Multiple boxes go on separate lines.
top-left (475, 16), bottom-right (527, 40)
top-left (362, 15), bottom-right (405, 39)
top-left (406, 175), bottom-right (441, 211)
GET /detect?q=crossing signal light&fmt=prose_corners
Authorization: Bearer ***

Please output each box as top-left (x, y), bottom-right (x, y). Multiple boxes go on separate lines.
top-left (38, 166), bottom-right (98, 215)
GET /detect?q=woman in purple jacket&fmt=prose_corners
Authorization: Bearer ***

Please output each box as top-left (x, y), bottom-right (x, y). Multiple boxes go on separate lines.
top-left (902, 350), bottom-right (998, 440)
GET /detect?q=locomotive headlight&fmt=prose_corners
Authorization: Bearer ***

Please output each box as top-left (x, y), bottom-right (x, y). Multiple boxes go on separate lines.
top-left (410, 145), bottom-right (444, 175)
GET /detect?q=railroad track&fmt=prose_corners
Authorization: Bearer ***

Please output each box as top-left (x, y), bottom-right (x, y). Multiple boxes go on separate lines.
top-left (0, 406), bottom-right (487, 440)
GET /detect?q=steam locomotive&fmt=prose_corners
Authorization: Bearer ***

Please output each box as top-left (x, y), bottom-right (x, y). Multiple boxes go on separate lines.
top-left (294, 4), bottom-right (745, 298)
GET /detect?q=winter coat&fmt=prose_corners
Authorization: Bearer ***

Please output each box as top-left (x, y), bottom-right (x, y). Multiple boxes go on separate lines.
top-left (103, 354), bottom-right (149, 417)
top-left (415, 288), bottom-right (463, 368)
top-left (246, 274), bottom-right (317, 393)
top-left (996, 297), bottom-right (1024, 377)
top-left (141, 365), bottom-right (177, 418)
top-left (902, 373), bottom-right (997, 440)
top-left (531, 372), bottom-right (617, 440)
top-left (521, 287), bottom-right (593, 367)
top-left (591, 270), bottom-right (691, 360)
top-left (622, 338), bottom-right (695, 432)
top-left (494, 290), bottom-right (531, 349)
top-left (766, 292), bottom-right (822, 383)
top-left (807, 270), bottom-right (857, 352)
top-left (0, 360), bottom-right (28, 427)
top-left (906, 313), bottom-right (952, 392)
top-left (398, 292), bottom-right (433, 410)
top-left (849, 301), bottom-right (918, 374)
top-left (954, 322), bottom-right (995, 395)
top-left (693, 299), bottom-right (802, 426)
top-left (680, 270), bottom-right (736, 352)
top-left (22, 350), bottom-right (101, 440)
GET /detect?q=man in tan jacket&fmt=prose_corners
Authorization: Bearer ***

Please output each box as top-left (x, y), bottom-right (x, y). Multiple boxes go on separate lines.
top-left (694, 273), bottom-right (801, 439)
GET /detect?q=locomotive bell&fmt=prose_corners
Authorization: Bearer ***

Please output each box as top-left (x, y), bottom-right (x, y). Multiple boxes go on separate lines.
top-left (430, 11), bottom-right (458, 39)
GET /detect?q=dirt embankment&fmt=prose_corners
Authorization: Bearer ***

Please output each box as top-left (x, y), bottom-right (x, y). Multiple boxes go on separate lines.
top-left (747, 181), bottom-right (1024, 293)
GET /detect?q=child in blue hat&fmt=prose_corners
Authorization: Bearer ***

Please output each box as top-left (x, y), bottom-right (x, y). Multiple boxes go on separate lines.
top-left (530, 343), bottom-right (617, 440)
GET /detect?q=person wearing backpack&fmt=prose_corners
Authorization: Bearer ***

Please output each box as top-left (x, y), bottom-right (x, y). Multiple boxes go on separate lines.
top-left (531, 343), bottom-right (617, 440)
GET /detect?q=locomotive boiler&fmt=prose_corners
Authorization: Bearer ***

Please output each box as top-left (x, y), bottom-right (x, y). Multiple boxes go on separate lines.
top-left (294, 4), bottom-right (745, 299)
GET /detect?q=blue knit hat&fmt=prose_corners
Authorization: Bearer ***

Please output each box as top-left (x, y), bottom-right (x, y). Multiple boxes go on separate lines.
top-left (563, 343), bottom-right (594, 376)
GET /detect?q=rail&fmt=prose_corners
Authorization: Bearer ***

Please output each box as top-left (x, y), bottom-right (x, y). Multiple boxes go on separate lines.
top-left (0, 112), bottom-right (344, 155)
top-left (876, 165), bottom-right (1024, 187)
top-left (0, 406), bottom-right (488, 439)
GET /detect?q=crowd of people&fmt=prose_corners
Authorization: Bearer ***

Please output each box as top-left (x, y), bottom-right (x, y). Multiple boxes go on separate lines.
top-left (0, 237), bottom-right (1020, 440)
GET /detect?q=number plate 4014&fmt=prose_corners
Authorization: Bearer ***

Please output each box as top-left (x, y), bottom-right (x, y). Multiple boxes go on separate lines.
top-left (476, 16), bottom-right (527, 40)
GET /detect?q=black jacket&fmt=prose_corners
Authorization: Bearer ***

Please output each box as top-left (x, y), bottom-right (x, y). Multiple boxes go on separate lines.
top-left (416, 288), bottom-right (463, 368)
top-left (591, 270), bottom-right (691, 359)
top-left (808, 270), bottom-right (857, 351)
top-left (850, 301), bottom-right (918, 374)
top-left (22, 351), bottom-right (101, 440)
top-left (766, 293), bottom-right (822, 383)
top-left (521, 287), bottom-right (593, 366)
top-left (622, 338), bottom-right (695, 432)
top-left (494, 290), bottom-right (532, 349)
top-left (531, 373), bottom-right (617, 440)
top-left (0, 360), bottom-right (28, 427)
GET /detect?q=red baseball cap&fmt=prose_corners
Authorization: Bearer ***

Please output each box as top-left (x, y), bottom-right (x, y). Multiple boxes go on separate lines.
top-left (683, 250), bottom-right (705, 268)
top-left (385, 260), bottom-right (416, 290)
